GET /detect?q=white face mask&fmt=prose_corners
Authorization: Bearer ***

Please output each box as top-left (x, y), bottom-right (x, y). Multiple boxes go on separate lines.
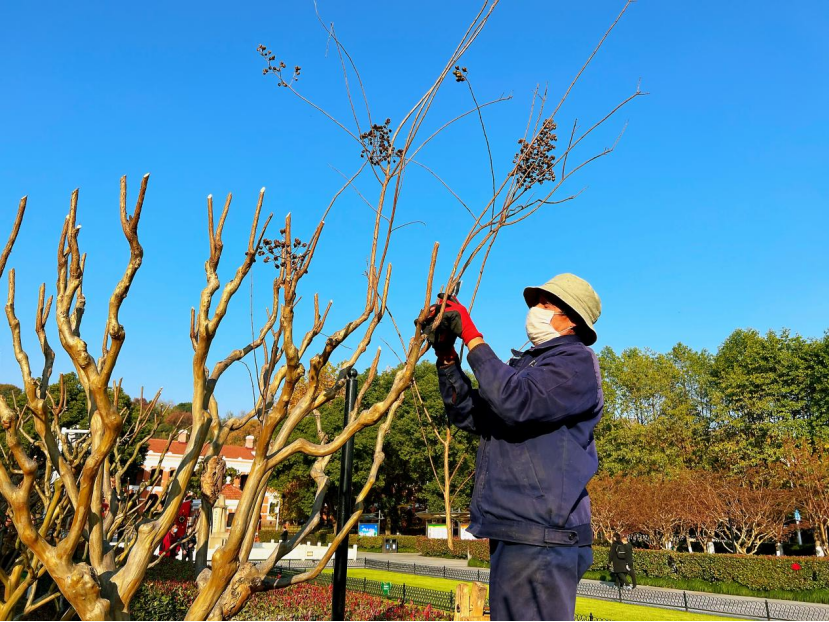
top-left (525, 307), bottom-right (567, 346)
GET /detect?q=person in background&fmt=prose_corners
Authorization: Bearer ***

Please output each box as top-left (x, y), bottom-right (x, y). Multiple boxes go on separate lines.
top-left (609, 532), bottom-right (636, 589)
top-left (609, 532), bottom-right (626, 588)
top-left (620, 534), bottom-right (636, 589)
top-left (281, 522), bottom-right (289, 543)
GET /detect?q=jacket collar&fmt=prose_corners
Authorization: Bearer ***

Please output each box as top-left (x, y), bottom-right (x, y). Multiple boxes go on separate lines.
top-left (511, 334), bottom-right (583, 358)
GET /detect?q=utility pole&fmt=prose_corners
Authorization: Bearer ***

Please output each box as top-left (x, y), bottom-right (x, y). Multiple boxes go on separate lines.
top-left (332, 369), bottom-right (358, 621)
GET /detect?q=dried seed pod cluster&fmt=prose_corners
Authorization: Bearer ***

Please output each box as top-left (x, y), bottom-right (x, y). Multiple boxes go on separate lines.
top-left (360, 118), bottom-right (403, 166)
top-left (452, 65), bottom-right (468, 82)
top-left (258, 229), bottom-right (309, 272)
top-left (513, 118), bottom-right (558, 189)
top-left (258, 44), bottom-right (301, 87)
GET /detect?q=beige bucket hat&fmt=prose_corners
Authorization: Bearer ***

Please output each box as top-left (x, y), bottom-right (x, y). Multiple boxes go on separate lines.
top-left (523, 273), bottom-right (602, 346)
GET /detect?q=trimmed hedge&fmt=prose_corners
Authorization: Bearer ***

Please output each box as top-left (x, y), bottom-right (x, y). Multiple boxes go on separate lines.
top-left (256, 530), bottom-right (421, 552)
top-left (588, 545), bottom-right (829, 593)
top-left (348, 534), bottom-right (421, 552)
top-left (416, 537), bottom-right (829, 594)
top-left (415, 537), bottom-right (490, 561)
top-left (256, 531), bottom-right (829, 593)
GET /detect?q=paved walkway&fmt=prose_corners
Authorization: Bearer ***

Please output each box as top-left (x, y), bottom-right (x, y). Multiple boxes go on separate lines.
top-left (359, 551), bottom-right (829, 620)
top-left (362, 551), bottom-right (471, 569)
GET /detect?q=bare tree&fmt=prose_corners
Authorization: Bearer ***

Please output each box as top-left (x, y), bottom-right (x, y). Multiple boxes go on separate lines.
top-left (684, 471), bottom-right (728, 554)
top-left (0, 0), bottom-right (640, 619)
top-left (588, 473), bottom-right (633, 544)
top-left (410, 378), bottom-right (476, 552)
top-left (780, 445), bottom-right (829, 556)
top-left (719, 472), bottom-right (791, 555)
top-left (628, 476), bottom-right (684, 550)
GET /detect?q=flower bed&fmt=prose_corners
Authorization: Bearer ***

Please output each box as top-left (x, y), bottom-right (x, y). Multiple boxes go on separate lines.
top-left (234, 585), bottom-right (449, 621)
top-left (132, 559), bottom-right (450, 621)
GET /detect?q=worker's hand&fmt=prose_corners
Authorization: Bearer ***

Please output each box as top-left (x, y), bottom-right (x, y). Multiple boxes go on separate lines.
top-left (422, 304), bottom-right (460, 366)
top-left (433, 330), bottom-right (460, 367)
top-left (439, 296), bottom-right (483, 346)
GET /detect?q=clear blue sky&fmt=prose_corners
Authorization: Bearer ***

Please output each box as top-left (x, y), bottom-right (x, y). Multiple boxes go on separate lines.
top-left (1, 1), bottom-right (827, 415)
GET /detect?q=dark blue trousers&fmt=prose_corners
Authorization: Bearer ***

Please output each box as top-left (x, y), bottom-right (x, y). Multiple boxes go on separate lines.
top-left (489, 540), bottom-right (593, 621)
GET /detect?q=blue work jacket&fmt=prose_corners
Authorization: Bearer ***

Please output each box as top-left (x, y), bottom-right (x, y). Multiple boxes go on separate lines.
top-left (438, 334), bottom-right (603, 547)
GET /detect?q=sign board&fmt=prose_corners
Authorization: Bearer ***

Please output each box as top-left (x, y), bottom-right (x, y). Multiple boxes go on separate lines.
top-left (381, 582), bottom-right (392, 596)
top-left (358, 522), bottom-right (379, 537)
top-left (427, 523), bottom-right (448, 539)
top-left (459, 523), bottom-right (478, 540)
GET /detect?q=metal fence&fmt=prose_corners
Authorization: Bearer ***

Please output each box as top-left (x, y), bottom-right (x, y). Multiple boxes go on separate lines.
top-left (574, 577), bottom-right (829, 620)
top-left (275, 565), bottom-right (455, 611)
top-left (274, 565), bottom-right (609, 620)
top-left (273, 557), bottom-right (829, 620)
top-left (365, 558), bottom-right (490, 583)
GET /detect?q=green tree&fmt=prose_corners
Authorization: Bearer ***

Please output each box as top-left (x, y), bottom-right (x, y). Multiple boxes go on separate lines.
top-left (267, 360), bottom-right (472, 535)
top-left (709, 329), bottom-right (813, 471)
top-left (48, 372), bottom-right (151, 482)
top-left (804, 332), bottom-right (829, 444)
top-left (596, 346), bottom-right (706, 475)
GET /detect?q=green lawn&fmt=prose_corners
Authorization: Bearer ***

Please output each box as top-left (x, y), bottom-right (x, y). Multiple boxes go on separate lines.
top-left (577, 598), bottom-right (739, 621)
top-left (331, 569), bottom-right (739, 621)
top-left (584, 570), bottom-right (829, 605)
top-left (329, 568), bottom-right (474, 592)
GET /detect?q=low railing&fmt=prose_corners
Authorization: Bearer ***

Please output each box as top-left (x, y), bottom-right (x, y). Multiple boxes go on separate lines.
top-left (273, 557), bottom-right (829, 620)
top-left (274, 564), bottom-right (608, 620)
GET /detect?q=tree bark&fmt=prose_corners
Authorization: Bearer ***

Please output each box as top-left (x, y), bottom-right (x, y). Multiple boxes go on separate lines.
top-left (444, 428), bottom-right (453, 552)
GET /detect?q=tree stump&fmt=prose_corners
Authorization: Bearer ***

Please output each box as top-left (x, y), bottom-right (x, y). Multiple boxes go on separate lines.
top-left (454, 582), bottom-right (488, 621)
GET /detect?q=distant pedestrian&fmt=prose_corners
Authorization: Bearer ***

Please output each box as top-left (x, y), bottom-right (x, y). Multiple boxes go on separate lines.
top-left (281, 522), bottom-right (289, 543)
top-left (609, 533), bottom-right (636, 589)
top-left (621, 534), bottom-right (637, 588)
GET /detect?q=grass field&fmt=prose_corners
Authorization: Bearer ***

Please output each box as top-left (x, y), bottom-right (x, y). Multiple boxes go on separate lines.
top-left (328, 569), bottom-right (739, 621)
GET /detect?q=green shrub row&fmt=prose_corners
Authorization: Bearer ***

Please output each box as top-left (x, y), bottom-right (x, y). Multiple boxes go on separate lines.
top-left (415, 537), bottom-right (490, 561)
top-left (412, 537), bottom-right (829, 593)
top-left (345, 534), bottom-right (421, 552)
top-left (256, 530), bottom-right (829, 593)
top-left (588, 545), bottom-right (829, 592)
top-left (256, 530), bottom-right (421, 552)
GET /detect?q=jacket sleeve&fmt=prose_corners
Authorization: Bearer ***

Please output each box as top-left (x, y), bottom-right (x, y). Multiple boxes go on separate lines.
top-left (437, 361), bottom-right (493, 436)
top-left (467, 343), bottom-right (599, 428)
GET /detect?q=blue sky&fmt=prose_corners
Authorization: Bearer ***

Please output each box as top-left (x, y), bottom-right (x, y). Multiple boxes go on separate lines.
top-left (1, 1), bottom-right (827, 415)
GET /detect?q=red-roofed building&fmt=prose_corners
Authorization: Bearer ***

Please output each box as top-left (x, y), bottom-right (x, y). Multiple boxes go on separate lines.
top-left (138, 431), bottom-right (279, 529)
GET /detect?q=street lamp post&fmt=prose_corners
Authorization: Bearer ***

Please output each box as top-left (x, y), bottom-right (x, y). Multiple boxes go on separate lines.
top-left (794, 509), bottom-right (802, 546)
top-left (332, 369), bottom-right (358, 621)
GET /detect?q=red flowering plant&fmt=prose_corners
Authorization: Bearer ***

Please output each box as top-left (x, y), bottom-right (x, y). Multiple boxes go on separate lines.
top-left (235, 584), bottom-right (450, 621)
top-left (133, 559), bottom-right (450, 621)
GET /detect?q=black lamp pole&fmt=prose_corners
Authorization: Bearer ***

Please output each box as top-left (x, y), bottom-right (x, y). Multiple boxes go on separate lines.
top-left (332, 368), bottom-right (358, 621)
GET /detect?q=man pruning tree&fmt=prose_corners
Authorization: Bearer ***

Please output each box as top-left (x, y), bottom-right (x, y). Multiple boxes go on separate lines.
top-left (427, 273), bottom-right (603, 621)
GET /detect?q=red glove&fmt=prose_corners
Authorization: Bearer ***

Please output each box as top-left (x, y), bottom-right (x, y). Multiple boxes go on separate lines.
top-left (442, 297), bottom-right (482, 346)
top-left (421, 303), bottom-right (459, 366)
